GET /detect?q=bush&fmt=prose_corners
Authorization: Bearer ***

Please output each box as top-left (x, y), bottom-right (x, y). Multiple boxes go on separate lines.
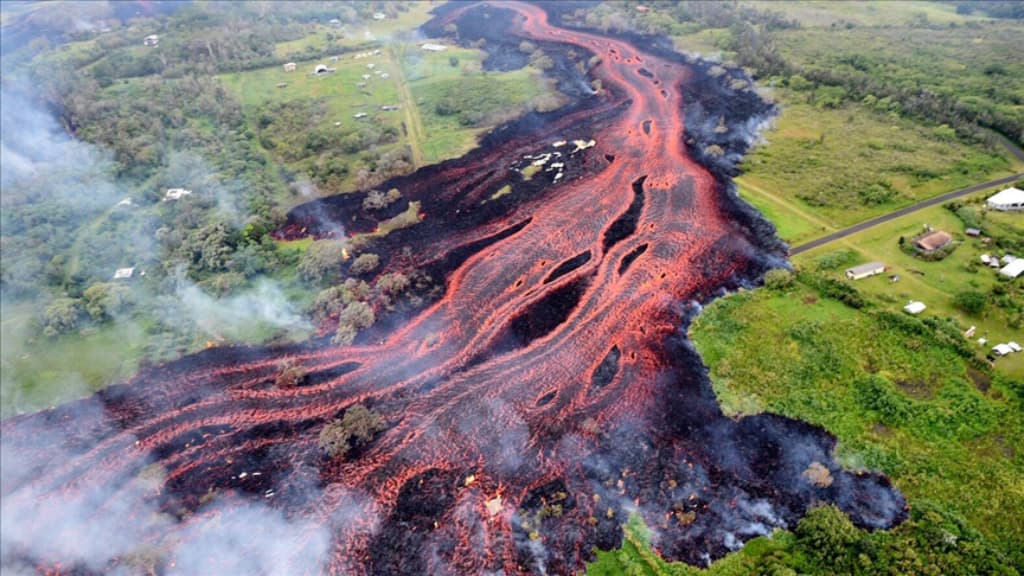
top-left (275, 361), bottom-right (307, 388)
top-left (763, 268), bottom-right (794, 291)
top-left (318, 404), bottom-right (387, 458)
top-left (350, 253), bottom-right (380, 275)
top-left (82, 282), bottom-right (132, 322)
top-left (952, 290), bottom-right (986, 315)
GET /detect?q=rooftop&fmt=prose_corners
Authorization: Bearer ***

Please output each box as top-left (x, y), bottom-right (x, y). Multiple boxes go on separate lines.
top-left (987, 186), bottom-right (1024, 206)
top-left (915, 230), bottom-right (952, 252)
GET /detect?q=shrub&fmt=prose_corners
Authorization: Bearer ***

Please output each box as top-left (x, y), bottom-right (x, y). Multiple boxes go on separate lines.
top-left (318, 404), bottom-right (387, 458)
top-left (952, 290), bottom-right (986, 315)
top-left (763, 268), bottom-right (794, 291)
top-left (350, 253), bottom-right (380, 275)
top-left (42, 298), bottom-right (82, 337)
top-left (275, 361), bottom-right (307, 388)
top-left (298, 240), bottom-right (345, 285)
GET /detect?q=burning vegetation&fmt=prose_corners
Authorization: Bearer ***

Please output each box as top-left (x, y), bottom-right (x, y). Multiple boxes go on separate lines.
top-left (0, 2), bottom-right (906, 575)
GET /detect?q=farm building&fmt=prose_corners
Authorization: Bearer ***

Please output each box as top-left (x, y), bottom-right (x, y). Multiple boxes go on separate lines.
top-left (965, 227), bottom-right (982, 237)
top-left (372, 12), bottom-right (386, 21)
top-left (112, 267), bottom-right (135, 280)
top-left (314, 64), bottom-right (336, 75)
top-left (903, 301), bottom-right (926, 315)
top-left (143, 34), bottom-right (159, 47)
top-left (845, 261), bottom-right (885, 280)
top-left (986, 187), bottom-right (1024, 211)
top-left (914, 230), bottom-right (952, 253)
top-left (283, 62), bottom-right (296, 72)
top-left (999, 258), bottom-right (1024, 279)
top-left (421, 43), bottom-right (447, 52)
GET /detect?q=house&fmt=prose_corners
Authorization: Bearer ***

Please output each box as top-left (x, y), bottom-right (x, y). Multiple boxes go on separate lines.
top-left (421, 43), bottom-right (447, 52)
top-left (1010, 342), bottom-right (1023, 352)
top-left (164, 188), bottom-right (192, 201)
top-left (277, 82), bottom-right (288, 88)
top-left (986, 186), bottom-right (1024, 211)
top-left (314, 64), bottom-right (335, 75)
top-left (965, 227), bottom-right (982, 237)
top-left (329, 18), bottom-right (341, 26)
top-left (283, 62), bottom-right (297, 72)
top-left (999, 258), bottom-right (1024, 279)
top-left (845, 261), bottom-right (885, 280)
top-left (964, 326), bottom-right (976, 338)
top-left (914, 230), bottom-right (952, 253)
top-left (1001, 254), bottom-right (1017, 265)
top-left (636, 5), bottom-right (650, 12)
top-left (903, 301), bottom-right (926, 315)
top-left (143, 34), bottom-right (159, 47)
top-left (113, 267), bottom-right (135, 280)
top-left (372, 12), bottom-right (386, 20)
top-left (116, 198), bottom-right (133, 208)
top-left (980, 254), bottom-right (991, 264)
top-left (353, 112), bottom-right (368, 119)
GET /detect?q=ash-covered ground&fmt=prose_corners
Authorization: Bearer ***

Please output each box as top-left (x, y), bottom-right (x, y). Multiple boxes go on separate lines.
top-left (1, 2), bottom-right (905, 575)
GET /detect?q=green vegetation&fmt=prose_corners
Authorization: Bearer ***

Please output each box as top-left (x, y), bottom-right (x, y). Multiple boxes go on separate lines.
top-left (318, 403), bottom-right (387, 458)
top-left (736, 88), bottom-right (1015, 244)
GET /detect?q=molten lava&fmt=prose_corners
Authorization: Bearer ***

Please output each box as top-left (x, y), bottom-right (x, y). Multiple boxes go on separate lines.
top-left (1, 2), bottom-right (905, 575)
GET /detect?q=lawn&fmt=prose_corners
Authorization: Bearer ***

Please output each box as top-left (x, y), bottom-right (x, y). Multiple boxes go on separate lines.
top-left (736, 89), bottom-right (1018, 244)
top-left (792, 188), bottom-right (1024, 379)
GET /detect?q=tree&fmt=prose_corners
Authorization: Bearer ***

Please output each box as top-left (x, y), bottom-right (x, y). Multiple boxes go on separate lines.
top-left (82, 282), bottom-right (132, 322)
top-left (42, 297), bottom-right (82, 337)
top-left (298, 240), bottom-right (345, 285)
top-left (953, 290), bottom-right (986, 315)
top-left (350, 253), bottom-right (380, 275)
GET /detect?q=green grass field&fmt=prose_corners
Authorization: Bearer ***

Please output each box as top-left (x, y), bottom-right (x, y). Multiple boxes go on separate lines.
top-left (741, 0), bottom-right (991, 27)
top-left (688, 279), bottom-right (1024, 569)
top-left (736, 90), bottom-right (1018, 245)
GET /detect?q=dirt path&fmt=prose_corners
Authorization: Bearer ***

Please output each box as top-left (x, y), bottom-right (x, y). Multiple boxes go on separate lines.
top-left (389, 44), bottom-right (426, 168)
top-left (790, 172), bottom-right (1024, 255)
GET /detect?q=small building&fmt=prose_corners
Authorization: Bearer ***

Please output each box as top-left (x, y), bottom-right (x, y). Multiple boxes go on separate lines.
top-left (986, 186), bottom-right (1024, 211)
top-left (164, 188), bottom-right (192, 201)
top-left (353, 112), bottom-right (368, 119)
top-left (636, 5), bottom-right (650, 12)
top-left (372, 12), bottom-right (386, 21)
top-left (903, 301), bottom-right (926, 315)
top-left (914, 230), bottom-right (952, 253)
top-left (277, 82), bottom-right (288, 88)
top-left (116, 198), bottom-right (133, 208)
top-left (1009, 342), bottom-right (1023, 352)
top-left (421, 43), bottom-right (447, 52)
top-left (1001, 254), bottom-right (1017, 265)
top-left (992, 343), bottom-right (1014, 356)
top-left (380, 72), bottom-right (390, 79)
top-left (965, 227), bottom-right (982, 237)
top-left (329, 18), bottom-right (341, 26)
top-left (999, 258), bottom-right (1024, 279)
top-left (980, 254), bottom-right (991, 264)
top-left (315, 64), bottom-right (328, 74)
top-left (964, 325), bottom-right (976, 338)
top-left (113, 267), bottom-right (135, 280)
top-left (283, 62), bottom-right (297, 72)
top-left (845, 261), bottom-right (885, 280)
top-left (143, 34), bottom-right (159, 47)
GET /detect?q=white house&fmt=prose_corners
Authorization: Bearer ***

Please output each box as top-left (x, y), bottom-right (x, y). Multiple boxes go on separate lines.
top-left (164, 188), bottom-right (192, 201)
top-left (992, 343), bottom-right (1015, 356)
top-left (999, 258), bottom-right (1024, 279)
top-left (903, 301), bottom-right (926, 315)
top-left (986, 187), bottom-right (1024, 211)
top-left (421, 43), bottom-right (447, 52)
top-left (113, 267), bottom-right (135, 280)
top-left (372, 12), bottom-right (386, 20)
top-left (143, 34), bottom-right (159, 47)
top-left (845, 261), bottom-right (885, 280)
top-left (283, 62), bottom-right (297, 72)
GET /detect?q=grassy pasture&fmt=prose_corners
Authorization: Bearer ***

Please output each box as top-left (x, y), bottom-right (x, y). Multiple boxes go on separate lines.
top-left (736, 90), bottom-right (1017, 244)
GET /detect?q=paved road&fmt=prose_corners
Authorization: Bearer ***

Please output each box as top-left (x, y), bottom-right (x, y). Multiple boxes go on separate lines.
top-left (790, 172), bottom-right (1024, 256)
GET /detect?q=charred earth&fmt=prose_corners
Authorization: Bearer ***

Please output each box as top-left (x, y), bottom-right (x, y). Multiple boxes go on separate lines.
top-left (0, 2), bottom-right (906, 575)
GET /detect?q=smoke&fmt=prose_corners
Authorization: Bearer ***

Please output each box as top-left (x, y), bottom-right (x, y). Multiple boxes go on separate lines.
top-left (167, 275), bottom-right (312, 341)
top-left (0, 421), bottom-right (333, 575)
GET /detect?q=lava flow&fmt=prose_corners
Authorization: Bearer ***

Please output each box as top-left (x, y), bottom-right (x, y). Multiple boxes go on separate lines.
top-left (0, 2), bottom-right (906, 575)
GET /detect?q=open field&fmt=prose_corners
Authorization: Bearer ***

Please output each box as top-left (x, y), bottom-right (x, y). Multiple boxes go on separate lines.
top-left (742, 0), bottom-right (993, 27)
top-left (274, 3), bottom-right (438, 58)
top-left (736, 90), bottom-right (1019, 245)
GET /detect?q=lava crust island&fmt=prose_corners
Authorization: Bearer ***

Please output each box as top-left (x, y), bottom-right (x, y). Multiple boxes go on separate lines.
top-left (1, 2), bottom-right (906, 575)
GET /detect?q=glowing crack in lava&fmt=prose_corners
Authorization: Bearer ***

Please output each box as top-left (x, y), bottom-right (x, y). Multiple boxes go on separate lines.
top-left (0, 2), bottom-right (906, 574)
